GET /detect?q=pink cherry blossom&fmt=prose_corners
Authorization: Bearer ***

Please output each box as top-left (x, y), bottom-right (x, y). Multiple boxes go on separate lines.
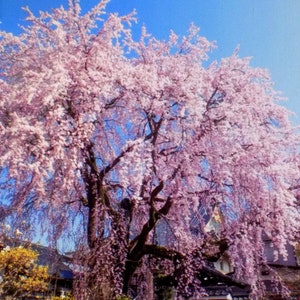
top-left (0, 1), bottom-right (300, 299)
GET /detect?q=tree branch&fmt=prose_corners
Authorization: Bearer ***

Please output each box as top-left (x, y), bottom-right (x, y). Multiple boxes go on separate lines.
top-left (129, 195), bottom-right (172, 254)
top-left (202, 236), bottom-right (229, 262)
top-left (123, 196), bottom-right (173, 294)
top-left (150, 181), bottom-right (164, 201)
top-left (99, 144), bottom-right (135, 179)
top-left (143, 244), bottom-right (184, 260)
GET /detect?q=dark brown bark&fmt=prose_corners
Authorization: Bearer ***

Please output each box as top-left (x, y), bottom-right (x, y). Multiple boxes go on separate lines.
top-left (82, 144), bottom-right (237, 297)
top-left (122, 194), bottom-right (173, 294)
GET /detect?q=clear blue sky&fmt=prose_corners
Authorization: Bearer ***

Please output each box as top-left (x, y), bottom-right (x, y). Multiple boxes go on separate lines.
top-left (1, 0), bottom-right (300, 124)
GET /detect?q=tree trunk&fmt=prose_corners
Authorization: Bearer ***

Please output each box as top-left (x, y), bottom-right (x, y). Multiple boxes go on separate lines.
top-left (145, 269), bottom-right (154, 300)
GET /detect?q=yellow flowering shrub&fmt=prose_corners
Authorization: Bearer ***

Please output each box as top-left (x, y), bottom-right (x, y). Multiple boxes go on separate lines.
top-left (51, 292), bottom-right (74, 300)
top-left (0, 246), bottom-right (49, 298)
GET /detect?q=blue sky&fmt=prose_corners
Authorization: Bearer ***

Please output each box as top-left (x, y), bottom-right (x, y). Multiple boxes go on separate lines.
top-left (1, 0), bottom-right (300, 124)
